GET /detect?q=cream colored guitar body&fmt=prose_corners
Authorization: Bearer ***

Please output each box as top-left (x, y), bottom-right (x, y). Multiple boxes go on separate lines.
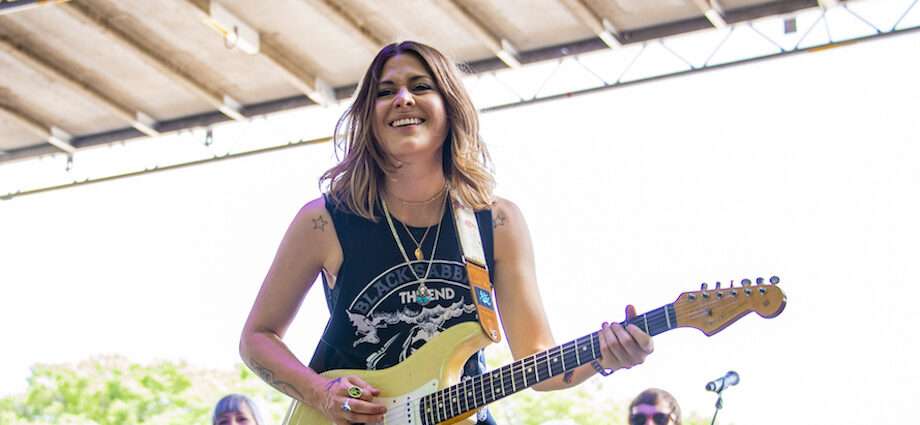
top-left (282, 322), bottom-right (491, 425)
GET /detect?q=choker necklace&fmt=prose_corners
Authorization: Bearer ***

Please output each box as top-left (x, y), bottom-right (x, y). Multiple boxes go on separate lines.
top-left (389, 183), bottom-right (447, 206)
top-left (381, 191), bottom-right (447, 306)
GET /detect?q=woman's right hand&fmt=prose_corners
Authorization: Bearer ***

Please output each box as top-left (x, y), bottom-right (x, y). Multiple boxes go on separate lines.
top-left (316, 375), bottom-right (387, 424)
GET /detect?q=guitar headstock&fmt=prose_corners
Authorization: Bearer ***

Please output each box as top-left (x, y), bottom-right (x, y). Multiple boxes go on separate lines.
top-left (673, 276), bottom-right (786, 336)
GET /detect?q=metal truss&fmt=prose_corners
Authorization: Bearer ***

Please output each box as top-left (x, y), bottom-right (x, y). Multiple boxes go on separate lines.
top-left (468, 0), bottom-right (920, 112)
top-left (2, 0), bottom-right (919, 201)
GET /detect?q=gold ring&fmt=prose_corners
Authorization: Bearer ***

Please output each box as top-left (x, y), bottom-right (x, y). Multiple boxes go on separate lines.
top-left (347, 385), bottom-right (363, 399)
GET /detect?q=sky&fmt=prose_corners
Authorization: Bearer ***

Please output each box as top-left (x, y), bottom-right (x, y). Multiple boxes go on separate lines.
top-left (2, 3), bottom-right (920, 424)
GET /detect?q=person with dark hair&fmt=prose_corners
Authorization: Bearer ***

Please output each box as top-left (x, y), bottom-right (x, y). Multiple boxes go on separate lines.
top-left (239, 40), bottom-right (654, 425)
top-left (629, 388), bottom-right (682, 425)
top-left (212, 393), bottom-right (265, 425)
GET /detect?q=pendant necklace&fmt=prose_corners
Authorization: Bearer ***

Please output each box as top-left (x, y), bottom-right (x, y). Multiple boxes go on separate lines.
top-left (382, 190), bottom-right (447, 306)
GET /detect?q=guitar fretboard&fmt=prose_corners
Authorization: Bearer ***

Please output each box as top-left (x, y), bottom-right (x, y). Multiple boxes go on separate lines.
top-left (418, 303), bottom-right (677, 425)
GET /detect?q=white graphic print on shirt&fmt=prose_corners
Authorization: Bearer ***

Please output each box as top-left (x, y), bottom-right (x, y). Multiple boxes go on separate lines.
top-left (346, 259), bottom-right (477, 370)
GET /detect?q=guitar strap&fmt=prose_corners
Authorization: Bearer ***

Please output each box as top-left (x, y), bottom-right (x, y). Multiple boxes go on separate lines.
top-left (451, 197), bottom-right (502, 343)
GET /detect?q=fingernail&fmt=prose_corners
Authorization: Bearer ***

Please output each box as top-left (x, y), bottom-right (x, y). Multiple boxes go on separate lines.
top-left (602, 321), bottom-right (608, 327)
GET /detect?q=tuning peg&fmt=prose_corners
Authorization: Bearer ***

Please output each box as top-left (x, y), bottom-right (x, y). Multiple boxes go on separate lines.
top-left (730, 280), bottom-right (735, 288)
top-left (756, 277), bottom-right (764, 285)
top-left (741, 278), bottom-right (751, 286)
top-left (715, 281), bottom-right (721, 289)
top-left (770, 276), bottom-right (780, 285)
top-left (701, 282), bottom-right (708, 290)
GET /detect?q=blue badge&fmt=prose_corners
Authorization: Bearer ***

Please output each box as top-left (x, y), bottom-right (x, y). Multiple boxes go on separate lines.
top-left (475, 287), bottom-right (494, 310)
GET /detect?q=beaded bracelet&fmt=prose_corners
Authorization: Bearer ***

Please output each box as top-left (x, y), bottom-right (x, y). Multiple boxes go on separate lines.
top-left (591, 359), bottom-right (614, 377)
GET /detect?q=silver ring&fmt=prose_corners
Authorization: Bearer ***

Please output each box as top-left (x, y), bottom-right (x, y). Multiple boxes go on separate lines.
top-left (342, 398), bottom-right (352, 413)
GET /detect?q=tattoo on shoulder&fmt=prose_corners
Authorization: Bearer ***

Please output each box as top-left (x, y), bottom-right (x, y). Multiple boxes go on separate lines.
top-left (245, 357), bottom-right (305, 401)
top-left (563, 369), bottom-right (575, 384)
top-left (493, 211), bottom-right (507, 229)
top-left (312, 215), bottom-right (328, 232)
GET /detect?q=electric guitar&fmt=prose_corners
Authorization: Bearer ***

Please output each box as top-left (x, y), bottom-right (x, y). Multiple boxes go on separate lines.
top-left (282, 277), bottom-right (786, 425)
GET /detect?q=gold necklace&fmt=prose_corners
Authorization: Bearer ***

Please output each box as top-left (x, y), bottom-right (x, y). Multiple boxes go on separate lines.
top-left (381, 192), bottom-right (446, 306)
top-left (402, 221), bottom-right (432, 261)
top-left (386, 186), bottom-right (446, 260)
top-left (389, 183), bottom-right (447, 206)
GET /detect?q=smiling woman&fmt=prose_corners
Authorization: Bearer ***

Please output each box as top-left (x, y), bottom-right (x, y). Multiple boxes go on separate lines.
top-left (237, 40), bottom-right (655, 425)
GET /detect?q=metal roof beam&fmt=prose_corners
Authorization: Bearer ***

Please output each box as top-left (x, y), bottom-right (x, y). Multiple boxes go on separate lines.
top-left (690, 0), bottom-right (728, 28)
top-left (0, 104), bottom-right (75, 154)
top-left (0, 0), bottom-right (69, 16)
top-left (301, 0), bottom-right (387, 53)
top-left (434, 0), bottom-right (521, 68)
top-left (58, 1), bottom-right (245, 121)
top-left (184, 0), bottom-right (336, 105)
top-left (0, 37), bottom-right (160, 137)
top-left (557, 0), bottom-right (621, 48)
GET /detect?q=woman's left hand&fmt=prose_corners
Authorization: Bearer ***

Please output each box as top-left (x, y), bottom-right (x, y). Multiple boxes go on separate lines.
top-left (597, 304), bottom-right (654, 371)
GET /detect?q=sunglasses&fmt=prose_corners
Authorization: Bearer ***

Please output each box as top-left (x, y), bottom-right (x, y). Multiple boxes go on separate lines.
top-left (629, 412), bottom-right (673, 425)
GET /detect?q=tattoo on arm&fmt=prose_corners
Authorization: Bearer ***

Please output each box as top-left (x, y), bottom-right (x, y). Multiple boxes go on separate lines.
top-left (312, 216), bottom-right (328, 232)
top-left (563, 369), bottom-right (575, 384)
top-left (245, 357), bottom-right (305, 401)
top-left (493, 211), bottom-right (507, 229)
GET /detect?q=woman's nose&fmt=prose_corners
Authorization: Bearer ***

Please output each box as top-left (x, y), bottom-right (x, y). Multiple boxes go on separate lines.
top-left (394, 87), bottom-right (415, 107)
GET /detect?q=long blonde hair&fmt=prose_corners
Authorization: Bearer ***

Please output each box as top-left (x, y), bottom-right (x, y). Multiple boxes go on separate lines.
top-left (320, 41), bottom-right (495, 220)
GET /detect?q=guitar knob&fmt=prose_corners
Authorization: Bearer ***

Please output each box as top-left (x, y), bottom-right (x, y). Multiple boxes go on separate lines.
top-left (715, 281), bottom-right (721, 289)
top-left (741, 278), bottom-right (751, 286)
top-left (701, 282), bottom-right (708, 290)
top-left (730, 280), bottom-right (735, 288)
top-left (770, 276), bottom-right (780, 285)
top-left (756, 277), bottom-right (765, 285)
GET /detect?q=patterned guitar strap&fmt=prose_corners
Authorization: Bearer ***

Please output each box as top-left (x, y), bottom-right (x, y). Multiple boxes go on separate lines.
top-left (451, 197), bottom-right (502, 343)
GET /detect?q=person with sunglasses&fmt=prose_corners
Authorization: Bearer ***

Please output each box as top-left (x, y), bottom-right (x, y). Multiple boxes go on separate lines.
top-left (629, 388), bottom-right (682, 425)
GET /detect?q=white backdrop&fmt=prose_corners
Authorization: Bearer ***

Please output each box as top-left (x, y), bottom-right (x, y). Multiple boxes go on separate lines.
top-left (1, 32), bottom-right (918, 424)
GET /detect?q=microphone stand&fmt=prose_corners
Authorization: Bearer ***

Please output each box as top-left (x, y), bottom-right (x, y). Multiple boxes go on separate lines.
top-left (709, 390), bottom-right (724, 425)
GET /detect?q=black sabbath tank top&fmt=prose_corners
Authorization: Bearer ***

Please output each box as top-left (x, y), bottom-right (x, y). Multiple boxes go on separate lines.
top-left (309, 194), bottom-right (498, 424)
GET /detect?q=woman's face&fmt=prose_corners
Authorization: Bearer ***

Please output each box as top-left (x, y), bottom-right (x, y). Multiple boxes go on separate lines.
top-left (372, 53), bottom-right (449, 165)
top-left (215, 403), bottom-right (256, 425)
top-left (630, 401), bottom-right (675, 425)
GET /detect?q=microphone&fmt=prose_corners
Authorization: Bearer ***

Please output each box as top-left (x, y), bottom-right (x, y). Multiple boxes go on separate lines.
top-left (705, 371), bottom-right (740, 393)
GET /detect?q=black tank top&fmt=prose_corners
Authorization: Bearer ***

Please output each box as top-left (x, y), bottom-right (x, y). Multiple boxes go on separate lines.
top-left (310, 194), bottom-right (498, 424)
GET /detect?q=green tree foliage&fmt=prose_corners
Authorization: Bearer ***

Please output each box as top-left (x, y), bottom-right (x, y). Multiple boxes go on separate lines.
top-left (1, 354), bottom-right (715, 425)
top-left (0, 356), bottom-right (289, 425)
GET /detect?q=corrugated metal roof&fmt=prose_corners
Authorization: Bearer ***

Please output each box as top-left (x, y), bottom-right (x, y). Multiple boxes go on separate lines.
top-left (0, 0), bottom-right (826, 164)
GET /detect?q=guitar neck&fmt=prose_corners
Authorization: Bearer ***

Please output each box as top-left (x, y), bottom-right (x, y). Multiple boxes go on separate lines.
top-left (419, 303), bottom-right (678, 424)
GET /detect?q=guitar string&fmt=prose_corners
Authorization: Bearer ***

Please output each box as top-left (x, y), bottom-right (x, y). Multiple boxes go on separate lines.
top-left (379, 342), bottom-right (590, 424)
top-left (385, 314), bottom-right (676, 423)
top-left (382, 334), bottom-right (600, 424)
top-left (407, 301), bottom-right (760, 421)
top-left (379, 299), bottom-right (771, 423)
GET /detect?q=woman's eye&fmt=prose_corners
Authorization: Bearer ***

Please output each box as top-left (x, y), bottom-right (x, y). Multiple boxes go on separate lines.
top-left (376, 89), bottom-right (393, 97)
top-left (413, 84), bottom-right (431, 91)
